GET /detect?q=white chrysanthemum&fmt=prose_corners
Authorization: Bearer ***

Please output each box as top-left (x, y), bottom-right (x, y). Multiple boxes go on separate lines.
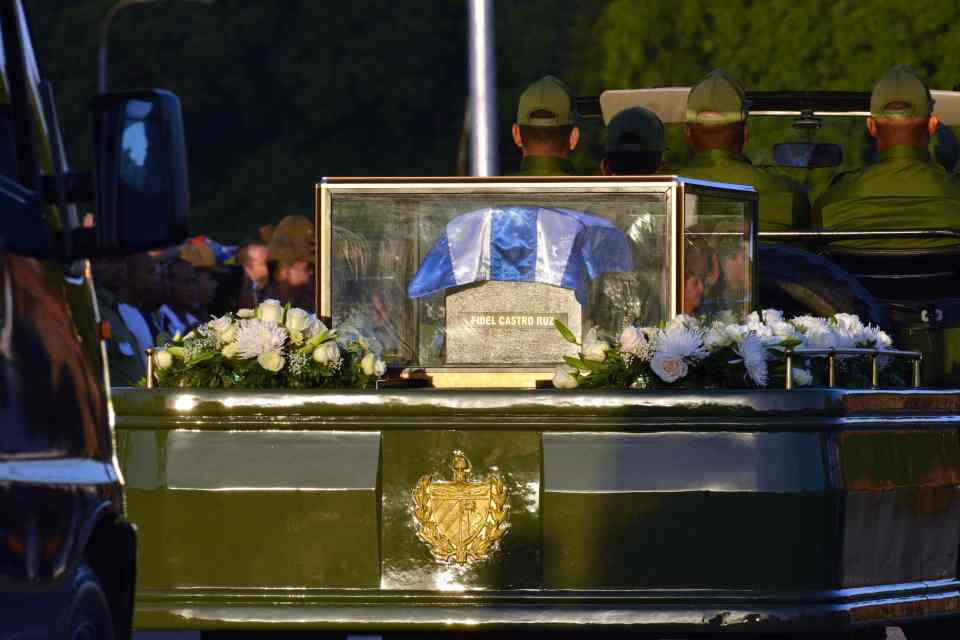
top-left (791, 315), bottom-right (829, 334)
top-left (865, 326), bottom-right (893, 349)
top-left (736, 333), bottom-right (768, 386)
top-left (801, 327), bottom-right (837, 350)
top-left (771, 321), bottom-right (797, 340)
top-left (234, 318), bottom-right (287, 359)
top-left (704, 323), bottom-right (733, 350)
top-left (656, 325), bottom-right (708, 361)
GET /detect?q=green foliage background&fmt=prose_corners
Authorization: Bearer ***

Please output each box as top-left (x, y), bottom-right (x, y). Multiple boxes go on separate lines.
top-left (28, 1), bottom-right (960, 242)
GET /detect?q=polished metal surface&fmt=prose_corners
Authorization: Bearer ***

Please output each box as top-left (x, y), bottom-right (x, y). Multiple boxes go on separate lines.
top-left (467, 0), bottom-right (497, 176)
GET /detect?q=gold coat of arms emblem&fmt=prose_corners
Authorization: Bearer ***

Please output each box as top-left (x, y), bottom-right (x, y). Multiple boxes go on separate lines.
top-left (412, 451), bottom-right (510, 564)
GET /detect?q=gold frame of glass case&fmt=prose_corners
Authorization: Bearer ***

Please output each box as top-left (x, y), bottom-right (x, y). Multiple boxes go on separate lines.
top-left (315, 176), bottom-right (758, 389)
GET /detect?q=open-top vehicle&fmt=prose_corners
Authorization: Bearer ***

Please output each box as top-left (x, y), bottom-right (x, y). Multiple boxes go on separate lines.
top-left (114, 89), bottom-right (960, 640)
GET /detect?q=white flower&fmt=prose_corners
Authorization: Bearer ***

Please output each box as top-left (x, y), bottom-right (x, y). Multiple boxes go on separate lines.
top-left (791, 315), bottom-right (829, 334)
top-left (802, 328), bottom-right (837, 350)
top-left (236, 308), bottom-right (256, 318)
top-left (305, 315), bottom-right (327, 339)
top-left (153, 349), bottom-right (173, 369)
top-left (761, 309), bottom-right (784, 325)
top-left (650, 353), bottom-right (688, 383)
top-left (832, 313), bottom-right (864, 333)
top-left (581, 328), bottom-right (611, 362)
top-left (869, 327), bottom-right (893, 349)
top-left (771, 321), bottom-right (797, 341)
top-left (656, 325), bottom-right (708, 361)
top-left (667, 314), bottom-right (701, 331)
top-left (257, 350), bottom-right (284, 372)
top-left (704, 323), bottom-right (733, 350)
top-left (745, 311), bottom-right (761, 327)
top-left (234, 318), bottom-right (287, 359)
top-left (792, 367), bottom-right (813, 387)
top-left (312, 341), bottom-right (340, 365)
top-left (374, 357), bottom-right (387, 377)
top-left (552, 364), bottom-right (579, 389)
top-left (619, 326), bottom-right (645, 356)
top-left (172, 331), bottom-right (182, 342)
top-left (257, 299), bottom-right (284, 325)
top-left (360, 352), bottom-right (377, 375)
top-left (736, 333), bottom-right (768, 386)
top-left (285, 307), bottom-right (311, 333)
top-left (221, 343), bottom-right (238, 358)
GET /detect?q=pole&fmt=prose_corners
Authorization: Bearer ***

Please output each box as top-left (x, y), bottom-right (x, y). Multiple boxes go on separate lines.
top-left (467, 0), bottom-right (498, 176)
top-left (98, 0), bottom-right (213, 94)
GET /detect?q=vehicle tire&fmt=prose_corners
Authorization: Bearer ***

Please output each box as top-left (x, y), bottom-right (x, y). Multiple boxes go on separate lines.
top-left (758, 243), bottom-right (891, 330)
top-left (67, 562), bottom-right (115, 640)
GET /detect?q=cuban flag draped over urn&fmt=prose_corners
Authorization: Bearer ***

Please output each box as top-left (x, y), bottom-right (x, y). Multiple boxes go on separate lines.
top-left (407, 206), bottom-right (633, 304)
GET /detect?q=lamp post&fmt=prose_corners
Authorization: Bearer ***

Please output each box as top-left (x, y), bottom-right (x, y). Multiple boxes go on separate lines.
top-left (97, 0), bottom-right (214, 94)
top-left (467, 0), bottom-right (498, 177)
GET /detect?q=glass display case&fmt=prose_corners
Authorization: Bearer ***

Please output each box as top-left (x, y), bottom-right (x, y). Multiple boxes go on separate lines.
top-left (316, 176), bottom-right (757, 382)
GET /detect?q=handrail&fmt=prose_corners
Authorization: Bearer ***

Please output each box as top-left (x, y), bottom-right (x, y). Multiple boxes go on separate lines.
top-left (783, 347), bottom-right (922, 390)
top-left (760, 229), bottom-right (960, 242)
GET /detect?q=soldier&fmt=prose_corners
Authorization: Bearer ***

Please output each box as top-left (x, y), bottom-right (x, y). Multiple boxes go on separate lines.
top-left (511, 75), bottom-right (580, 176)
top-left (815, 65), bottom-right (960, 250)
top-left (679, 70), bottom-right (811, 232)
top-left (600, 106), bottom-right (666, 175)
top-left (263, 214), bottom-right (315, 311)
top-left (92, 258), bottom-right (146, 386)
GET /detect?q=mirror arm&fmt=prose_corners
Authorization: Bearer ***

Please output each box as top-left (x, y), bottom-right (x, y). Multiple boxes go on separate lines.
top-left (41, 171), bottom-right (93, 205)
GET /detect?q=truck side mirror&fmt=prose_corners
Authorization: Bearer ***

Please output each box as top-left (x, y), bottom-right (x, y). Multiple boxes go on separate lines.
top-left (91, 90), bottom-right (189, 254)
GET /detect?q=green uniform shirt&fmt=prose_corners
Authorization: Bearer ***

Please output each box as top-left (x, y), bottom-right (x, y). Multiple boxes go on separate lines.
top-left (676, 149), bottom-right (811, 232)
top-left (96, 287), bottom-right (146, 386)
top-left (514, 155), bottom-right (575, 176)
top-left (814, 146), bottom-right (960, 250)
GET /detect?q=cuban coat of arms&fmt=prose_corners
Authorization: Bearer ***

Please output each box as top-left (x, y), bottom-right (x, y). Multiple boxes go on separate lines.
top-left (412, 451), bottom-right (510, 564)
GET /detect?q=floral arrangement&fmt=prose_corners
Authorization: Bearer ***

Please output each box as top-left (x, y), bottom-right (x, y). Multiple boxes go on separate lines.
top-left (151, 299), bottom-right (386, 389)
top-left (552, 310), bottom-right (896, 390)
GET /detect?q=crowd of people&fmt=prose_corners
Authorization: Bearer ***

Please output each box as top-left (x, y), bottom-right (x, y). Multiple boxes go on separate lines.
top-left (97, 214), bottom-right (317, 385)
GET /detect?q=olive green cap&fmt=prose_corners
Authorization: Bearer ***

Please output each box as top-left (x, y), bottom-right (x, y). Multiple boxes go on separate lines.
top-left (686, 69), bottom-right (750, 125)
top-left (870, 65), bottom-right (934, 117)
top-left (516, 75), bottom-right (578, 126)
top-left (606, 106), bottom-right (666, 152)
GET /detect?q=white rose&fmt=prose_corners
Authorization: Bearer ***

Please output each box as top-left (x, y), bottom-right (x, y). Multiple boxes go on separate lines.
top-left (772, 321), bottom-right (797, 340)
top-left (312, 341), bottom-right (339, 365)
top-left (619, 326), bottom-right (643, 354)
top-left (257, 299), bottom-right (284, 325)
top-left (285, 308), bottom-right (310, 333)
top-left (704, 326), bottom-right (732, 350)
top-left (374, 357), bottom-right (387, 377)
top-left (833, 313), bottom-right (863, 333)
top-left (650, 353), bottom-right (688, 383)
top-left (792, 367), bottom-right (813, 387)
top-left (236, 308), bottom-right (256, 318)
top-left (762, 309), bottom-right (784, 325)
top-left (221, 343), bottom-right (238, 358)
top-left (667, 314), bottom-right (700, 331)
top-left (360, 352), bottom-right (377, 375)
top-left (581, 329), bottom-right (610, 362)
top-left (305, 315), bottom-right (328, 338)
top-left (153, 349), bottom-right (173, 369)
top-left (552, 365), bottom-right (579, 389)
top-left (257, 350), bottom-right (284, 372)
top-left (218, 325), bottom-right (237, 344)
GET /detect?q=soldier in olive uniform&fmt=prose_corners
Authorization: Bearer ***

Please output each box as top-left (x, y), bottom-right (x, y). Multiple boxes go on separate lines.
top-left (511, 76), bottom-right (580, 176)
top-left (93, 259), bottom-right (146, 386)
top-left (600, 106), bottom-right (666, 176)
top-left (815, 65), bottom-right (960, 251)
top-left (678, 70), bottom-right (811, 233)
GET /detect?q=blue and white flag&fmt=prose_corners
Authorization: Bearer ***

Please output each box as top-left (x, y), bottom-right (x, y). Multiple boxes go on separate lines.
top-left (407, 206), bottom-right (633, 305)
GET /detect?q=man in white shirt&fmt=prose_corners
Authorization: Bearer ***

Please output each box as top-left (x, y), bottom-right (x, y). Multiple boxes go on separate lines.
top-left (118, 253), bottom-right (163, 363)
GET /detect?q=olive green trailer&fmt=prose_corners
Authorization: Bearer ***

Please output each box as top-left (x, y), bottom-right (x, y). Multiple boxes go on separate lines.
top-left (115, 387), bottom-right (960, 636)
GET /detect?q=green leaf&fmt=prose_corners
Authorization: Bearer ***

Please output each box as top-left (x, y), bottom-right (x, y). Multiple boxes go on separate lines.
top-left (563, 356), bottom-right (588, 369)
top-left (554, 319), bottom-right (579, 344)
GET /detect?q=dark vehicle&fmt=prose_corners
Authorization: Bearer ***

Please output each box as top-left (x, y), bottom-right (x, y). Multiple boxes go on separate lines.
top-left (0, 0), bottom-right (188, 637)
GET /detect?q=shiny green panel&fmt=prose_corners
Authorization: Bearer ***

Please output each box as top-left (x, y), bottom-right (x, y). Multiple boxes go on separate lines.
top-left (129, 488), bottom-right (379, 589)
top-left (543, 491), bottom-right (837, 589)
top-left (379, 430), bottom-right (540, 590)
top-left (839, 429), bottom-right (960, 489)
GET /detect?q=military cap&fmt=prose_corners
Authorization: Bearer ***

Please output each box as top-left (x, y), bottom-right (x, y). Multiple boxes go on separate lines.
top-left (516, 75), bottom-right (578, 127)
top-left (686, 69), bottom-right (750, 125)
top-left (870, 65), bottom-right (934, 118)
top-left (180, 242), bottom-right (216, 268)
top-left (268, 215), bottom-right (315, 263)
top-left (606, 106), bottom-right (666, 152)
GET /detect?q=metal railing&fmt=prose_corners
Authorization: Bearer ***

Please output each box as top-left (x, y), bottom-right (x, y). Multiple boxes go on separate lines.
top-left (783, 347), bottom-right (922, 390)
